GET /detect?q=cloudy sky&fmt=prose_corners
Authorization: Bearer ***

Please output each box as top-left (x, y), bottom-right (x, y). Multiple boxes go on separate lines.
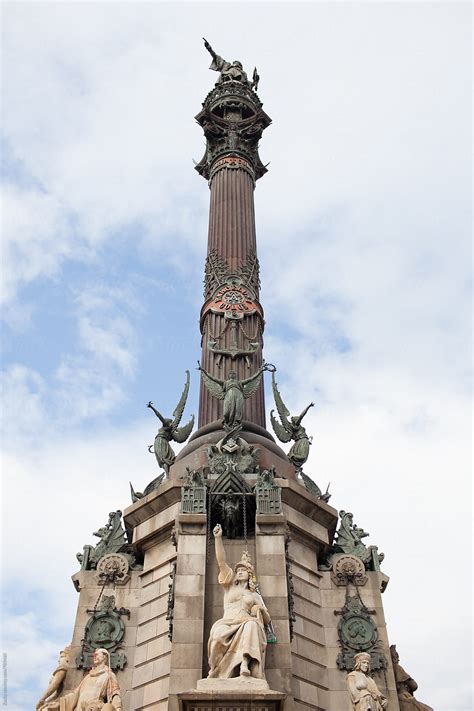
top-left (1, 2), bottom-right (471, 710)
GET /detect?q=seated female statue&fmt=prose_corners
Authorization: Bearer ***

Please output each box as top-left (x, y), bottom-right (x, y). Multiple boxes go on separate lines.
top-left (208, 523), bottom-right (271, 680)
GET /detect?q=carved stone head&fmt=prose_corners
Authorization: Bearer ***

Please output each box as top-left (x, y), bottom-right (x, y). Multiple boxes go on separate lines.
top-left (92, 648), bottom-right (109, 667)
top-left (353, 652), bottom-right (371, 673)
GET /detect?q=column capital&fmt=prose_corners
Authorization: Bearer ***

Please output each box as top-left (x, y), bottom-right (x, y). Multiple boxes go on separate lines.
top-left (195, 81), bottom-right (271, 182)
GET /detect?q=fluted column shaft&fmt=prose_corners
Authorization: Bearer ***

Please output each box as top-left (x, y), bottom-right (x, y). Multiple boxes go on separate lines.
top-left (198, 164), bottom-right (265, 428)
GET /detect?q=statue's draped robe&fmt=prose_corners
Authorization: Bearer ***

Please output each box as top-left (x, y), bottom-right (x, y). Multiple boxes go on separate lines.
top-left (347, 670), bottom-right (387, 711)
top-left (59, 667), bottom-right (120, 710)
top-left (222, 380), bottom-right (245, 428)
top-left (154, 428), bottom-right (174, 470)
top-left (208, 563), bottom-right (267, 679)
top-left (393, 663), bottom-right (433, 711)
top-left (209, 55), bottom-right (248, 84)
top-left (288, 430), bottom-right (310, 467)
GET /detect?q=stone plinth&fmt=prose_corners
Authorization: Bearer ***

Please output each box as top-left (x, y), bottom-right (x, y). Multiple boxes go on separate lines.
top-left (179, 689), bottom-right (285, 711)
top-left (197, 677), bottom-right (270, 692)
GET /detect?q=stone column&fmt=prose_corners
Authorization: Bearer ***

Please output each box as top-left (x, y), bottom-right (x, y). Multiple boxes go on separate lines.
top-left (194, 80), bottom-right (271, 431)
top-left (167, 513), bottom-right (208, 711)
top-left (255, 513), bottom-right (294, 711)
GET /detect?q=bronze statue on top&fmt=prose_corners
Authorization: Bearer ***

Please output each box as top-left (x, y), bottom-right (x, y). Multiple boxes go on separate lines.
top-left (198, 361), bottom-right (275, 431)
top-left (270, 371), bottom-right (314, 469)
top-left (147, 370), bottom-right (194, 475)
top-left (203, 38), bottom-right (259, 90)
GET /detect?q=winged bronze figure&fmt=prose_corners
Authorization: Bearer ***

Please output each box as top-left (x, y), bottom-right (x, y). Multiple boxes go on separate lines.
top-left (147, 370), bottom-right (195, 475)
top-left (270, 371), bottom-right (314, 470)
top-left (198, 361), bottom-right (275, 431)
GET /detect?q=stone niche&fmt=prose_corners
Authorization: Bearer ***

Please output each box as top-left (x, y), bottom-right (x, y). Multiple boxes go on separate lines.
top-left (113, 473), bottom-right (400, 711)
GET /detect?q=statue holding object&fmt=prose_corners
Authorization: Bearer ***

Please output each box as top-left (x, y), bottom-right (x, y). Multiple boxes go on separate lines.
top-left (44, 648), bottom-right (122, 711)
top-left (347, 652), bottom-right (388, 711)
top-left (198, 361), bottom-right (275, 432)
top-left (147, 370), bottom-right (194, 475)
top-left (207, 524), bottom-right (271, 680)
top-left (270, 371), bottom-right (314, 469)
top-left (36, 646), bottom-right (70, 710)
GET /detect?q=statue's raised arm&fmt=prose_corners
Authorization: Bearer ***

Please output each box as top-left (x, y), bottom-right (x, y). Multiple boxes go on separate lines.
top-left (203, 37), bottom-right (218, 61)
top-left (202, 37), bottom-right (250, 86)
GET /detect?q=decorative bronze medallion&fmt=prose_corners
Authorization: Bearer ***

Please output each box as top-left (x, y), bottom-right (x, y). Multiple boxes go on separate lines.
top-left (206, 281), bottom-right (261, 320)
top-left (76, 595), bottom-right (129, 671)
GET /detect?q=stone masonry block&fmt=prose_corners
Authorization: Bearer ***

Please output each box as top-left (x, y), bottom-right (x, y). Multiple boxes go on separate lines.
top-left (293, 595), bottom-right (323, 624)
top-left (136, 618), bottom-right (158, 645)
top-left (177, 554), bottom-right (207, 575)
top-left (293, 616), bottom-right (325, 645)
top-left (151, 652), bottom-right (171, 680)
top-left (292, 635), bottom-right (326, 666)
top-left (174, 595), bottom-right (204, 620)
top-left (171, 618), bottom-right (204, 645)
top-left (174, 574), bottom-right (205, 597)
top-left (177, 535), bottom-right (207, 556)
top-left (170, 642), bottom-right (203, 669)
top-left (265, 641), bottom-right (292, 670)
top-left (144, 539), bottom-right (176, 573)
top-left (256, 535), bottom-right (285, 556)
top-left (292, 576), bottom-right (322, 606)
top-left (255, 554), bottom-right (287, 576)
top-left (147, 633), bottom-right (172, 661)
top-left (258, 575), bottom-right (288, 598)
top-left (168, 668), bottom-right (201, 694)
top-left (143, 676), bottom-right (170, 706)
top-left (132, 660), bottom-right (155, 688)
top-left (292, 655), bottom-right (328, 687)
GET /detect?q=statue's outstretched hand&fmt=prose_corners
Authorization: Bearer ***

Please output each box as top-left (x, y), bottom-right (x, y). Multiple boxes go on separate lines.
top-left (147, 401), bottom-right (153, 408)
top-left (213, 524), bottom-right (222, 538)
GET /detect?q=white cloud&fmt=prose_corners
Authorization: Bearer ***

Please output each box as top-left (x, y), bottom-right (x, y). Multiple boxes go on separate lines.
top-left (1, 3), bottom-right (471, 710)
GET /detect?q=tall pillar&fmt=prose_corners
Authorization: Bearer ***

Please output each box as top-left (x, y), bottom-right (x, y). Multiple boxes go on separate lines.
top-left (194, 75), bottom-right (271, 428)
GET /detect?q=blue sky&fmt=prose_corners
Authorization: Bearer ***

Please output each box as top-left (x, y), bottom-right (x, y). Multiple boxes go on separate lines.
top-left (1, 2), bottom-right (471, 710)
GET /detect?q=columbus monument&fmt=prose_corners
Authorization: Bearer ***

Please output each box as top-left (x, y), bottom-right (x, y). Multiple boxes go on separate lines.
top-left (37, 40), bottom-right (433, 711)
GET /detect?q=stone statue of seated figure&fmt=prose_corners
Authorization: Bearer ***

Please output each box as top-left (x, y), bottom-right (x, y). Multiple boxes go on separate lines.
top-left (207, 524), bottom-right (271, 680)
top-left (38, 648), bottom-right (122, 711)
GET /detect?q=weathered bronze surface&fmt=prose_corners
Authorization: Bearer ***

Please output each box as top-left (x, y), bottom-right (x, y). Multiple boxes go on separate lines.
top-left (76, 595), bottom-right (129, 671)
top-left (335, 591), bottom-right (387, 673)
top-left (198, 361), bottom-right (275, 431)
top-left (270, 372), bottom-right (314, 469)
top-left (147, 370), bottom-right (194, 474)
top-left (76, 510), bottom-right (140, 571)
top-left (320, 510), bottom-right (384, 572)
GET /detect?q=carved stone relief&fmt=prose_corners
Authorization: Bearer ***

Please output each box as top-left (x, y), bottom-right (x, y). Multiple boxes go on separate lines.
top-left (334, 589), bottom-right (386, 673)
top-left (76, 595), bottom-right (129, 671)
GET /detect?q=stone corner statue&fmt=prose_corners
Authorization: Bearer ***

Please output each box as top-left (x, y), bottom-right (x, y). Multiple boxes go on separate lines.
top-left (207, 523), bottom-right (271, 680)
top-left (198, 361), bottom-right (275, 432)
top-left (147, 369), bottom-right (195, 475)
top-left (39, 648), bottom-right (122, 711)
top-left (36, 646), bottom-right (70, 710)
top-left (347, 652), bottom-right (388, 711)
top-left (390, 645), bottom-right (433, 711)
top-left (270, 371), bottom-right (314, 470)
top-left (203, 37), bottom-right (259, 90)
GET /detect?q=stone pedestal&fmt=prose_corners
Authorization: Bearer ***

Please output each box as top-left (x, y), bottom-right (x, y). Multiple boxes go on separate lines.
top-left (178, 689), bottom-right (285, 711)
